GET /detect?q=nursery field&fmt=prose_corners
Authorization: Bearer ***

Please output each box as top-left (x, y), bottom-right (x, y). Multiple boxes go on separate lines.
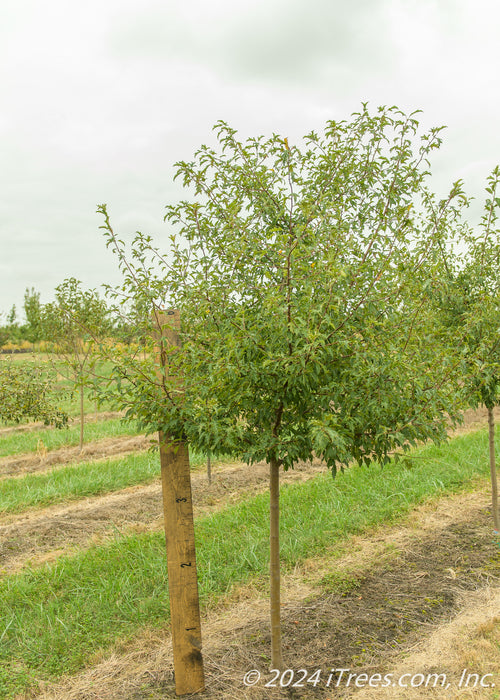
top-left (0, 409), bottom-right (499, 699)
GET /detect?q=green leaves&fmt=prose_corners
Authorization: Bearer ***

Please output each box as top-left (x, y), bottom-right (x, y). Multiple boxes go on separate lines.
top-left (435, 167), bottom-right (500, 412)
top-left (99, 104), bottom-right (472, 472)
top-left (0, 358), bottom-right (67, 427)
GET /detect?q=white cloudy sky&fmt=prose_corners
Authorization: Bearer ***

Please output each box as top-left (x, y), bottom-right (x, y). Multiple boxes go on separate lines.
top-left (1, 0), bottom-right (499, 317)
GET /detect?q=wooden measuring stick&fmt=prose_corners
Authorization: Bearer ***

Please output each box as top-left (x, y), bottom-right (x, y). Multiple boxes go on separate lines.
top-left (155, 309), bottom-right (205, 695)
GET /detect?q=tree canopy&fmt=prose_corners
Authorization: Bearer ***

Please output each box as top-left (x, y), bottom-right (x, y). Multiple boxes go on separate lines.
top-left (99, 105), bottom-right (465, 470)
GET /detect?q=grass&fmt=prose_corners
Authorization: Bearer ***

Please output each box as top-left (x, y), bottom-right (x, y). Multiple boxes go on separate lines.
top-left (0, 417), bottom-right (141, 458)
top-left (0, 451), bottom-right (160, 514)
top-left (0, 428), bottom-right (496, 697)
top-left (0, 447), bottom-right (216, 514)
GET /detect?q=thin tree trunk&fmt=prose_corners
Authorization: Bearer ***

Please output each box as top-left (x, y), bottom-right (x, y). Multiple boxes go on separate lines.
top-left (487, 407), bottom-right (500, 531)
top-left (79, 383), bottom-right (84, 453)
top-left (207, 452), bottom-right (212, 485)
top-left (269, 456), bottom-right (283, 669)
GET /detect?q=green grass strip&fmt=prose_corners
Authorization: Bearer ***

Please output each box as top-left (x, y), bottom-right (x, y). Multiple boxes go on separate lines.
top-left (0, 448), bottom-right (217, 514)
top-left (0, 451), bottom-right (160, 514)
top-left (0, 418), bottom-right (142, 458)
top-left (0, 429), bottom-right (495, 698)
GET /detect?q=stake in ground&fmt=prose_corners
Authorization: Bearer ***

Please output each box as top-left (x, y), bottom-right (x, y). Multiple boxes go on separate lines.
top-left (154, 310), bottom-right (205, 695)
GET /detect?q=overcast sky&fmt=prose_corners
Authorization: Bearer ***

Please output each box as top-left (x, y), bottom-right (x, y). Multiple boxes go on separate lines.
top-left (1, 0), bottom-right (499, 318)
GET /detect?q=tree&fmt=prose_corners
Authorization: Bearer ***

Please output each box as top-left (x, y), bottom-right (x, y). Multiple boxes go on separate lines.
top-left (435, 167), bottom-right (500, 531)
top-left (23, 287), bottom-right (43, 344)
top-left (0, 305), bottom-right (22, 346)
top-left (41, 278), bottom-right (110, 451)
top-left (0, 357), bottom-right (67, 426)
top-left (7, 305), bottom-right (17, 327)
top-left (98, 105), bottom-right (467, 668)
top-left (0, 313), bottom-right (9, 349)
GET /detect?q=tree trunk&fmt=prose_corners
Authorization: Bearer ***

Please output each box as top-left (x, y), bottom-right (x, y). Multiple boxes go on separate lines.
top-left (269, 457), bottom-right (283, 669)
top-left (487, 407), bottom-right (500, 531)
top-left (79, 383), bottom-right (84, 453)
top-left (207, 453), bottom-right (212, 485)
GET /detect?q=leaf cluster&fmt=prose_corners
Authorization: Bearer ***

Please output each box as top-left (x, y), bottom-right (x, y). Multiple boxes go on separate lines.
top-left (98, 105), bottom-right (469, 471)
top-left (434, 167), bottom-right (500, 410)
top-left (0, 358), bottom-right (68, 427)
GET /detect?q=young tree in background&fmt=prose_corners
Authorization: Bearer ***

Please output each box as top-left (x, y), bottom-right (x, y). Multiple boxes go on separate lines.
top-left (23, 287), bottom-right (43, 344)
top-left (7, 305), bottom-right (17, 328)
top-left (0, 305), bottom-right (22, 346)
top-left (99, 105), bottom-right (467, 668)
top-left (41, 278), bottom-right (110, 451)
top-left (0, 357), bottom-right (67, 426)
top-left (0, 313), bottom-right (9, 349)
top-left (436, 167), bottom-right (500, 531)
